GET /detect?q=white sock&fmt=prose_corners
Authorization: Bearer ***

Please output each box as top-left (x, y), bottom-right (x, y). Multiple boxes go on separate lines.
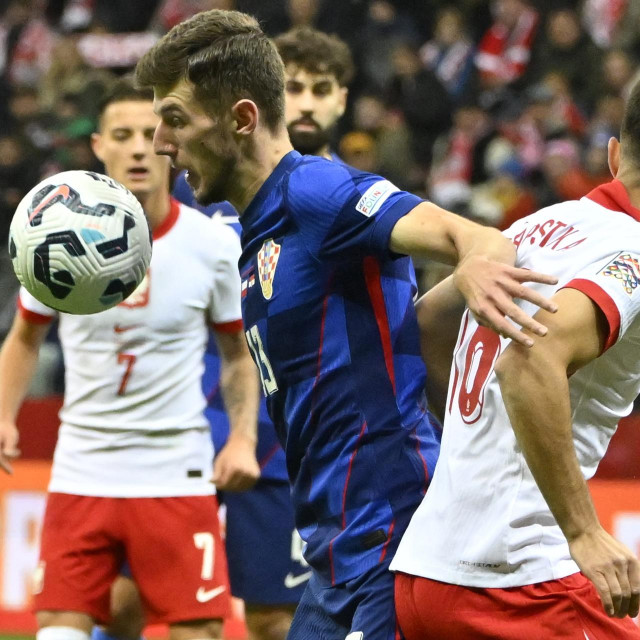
top-left (37, 627), bottom-right (91, 640)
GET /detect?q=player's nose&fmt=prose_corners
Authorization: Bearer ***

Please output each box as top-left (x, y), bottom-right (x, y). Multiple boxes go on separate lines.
top-left (153, 122), bottom-right (176, 160)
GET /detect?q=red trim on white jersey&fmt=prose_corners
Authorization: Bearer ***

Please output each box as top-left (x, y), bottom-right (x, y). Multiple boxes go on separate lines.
top-left (585, 179), bottom-right (640, 223)
top-left (17, 296), bottom-right (53, 325)
top-left (563, 278), bottom-right (621, 351)
top-left (211, 319), bottom-right (243, 333)
top-left (152, 197), bottom-right (181, 240)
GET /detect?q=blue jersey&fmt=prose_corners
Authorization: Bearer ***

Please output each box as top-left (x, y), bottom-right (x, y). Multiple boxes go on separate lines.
top-left (239, 152), bottom-right (441, 585)
top-left (172, 171), bottom-right (287, 481)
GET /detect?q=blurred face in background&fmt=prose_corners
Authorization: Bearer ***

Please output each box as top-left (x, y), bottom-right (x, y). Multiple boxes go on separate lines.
top-left (92, 100), bottom-right (170, 202)
top-left (547, 10), bottom-right (581, 49)
top-left (284, 65), bottom-right (347, 155)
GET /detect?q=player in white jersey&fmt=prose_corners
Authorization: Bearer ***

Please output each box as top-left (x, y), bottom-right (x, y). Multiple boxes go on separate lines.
top-left (391, 82), bottom-right (640, 639)
top-left (0, 78), bottom-right (260, 640)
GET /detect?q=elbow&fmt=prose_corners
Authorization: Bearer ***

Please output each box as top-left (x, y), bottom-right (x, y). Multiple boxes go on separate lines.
top-left (494, 345), bottom-right (527, 388)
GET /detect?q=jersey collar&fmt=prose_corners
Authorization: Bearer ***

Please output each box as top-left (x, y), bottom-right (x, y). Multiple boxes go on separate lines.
top-left (585, 179), bottom-right (640, 223)
top-left (152, 197), bottom-right (180, 240)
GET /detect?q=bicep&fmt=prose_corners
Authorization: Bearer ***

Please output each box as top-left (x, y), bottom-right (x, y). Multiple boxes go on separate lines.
top-left (213, 329), bottom-right (250, 364)
top-left (11, 314), bottom-right (51, 349)
top-left (498, 288), bottom-right (608, 376)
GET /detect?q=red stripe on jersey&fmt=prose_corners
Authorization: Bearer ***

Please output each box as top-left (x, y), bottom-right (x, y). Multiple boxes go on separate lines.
top-left (17, 297), bottom-right (53, 325)
top-left (562, 278), bottom-right (621, 352)
top-left (211, 319), bottom-right (244, 333)
top-left (259, 443), bottom-right (280, 470)
top-left (328, 537), bottom-right (336, 586)
top-left (363, 257), bottom-right (396, 394)
top-left (308, 289), bottom-right (331, 428)
top-left (378, 517), bottom-right (396, 563)
top-left (152, 197), bottom-right (180, 240)
top-left (448, 310), bottom-right (470, 415)
top-left (341, 421), bottom-right (368, 530)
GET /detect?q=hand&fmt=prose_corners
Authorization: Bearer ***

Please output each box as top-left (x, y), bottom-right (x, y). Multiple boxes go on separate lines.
top-left (212, 434), bottom-right (260, 492)
top-left (0, 421), bottom-right (20, 474)
top-left (453, 255), bottom-right (558, 347)
top-left (569, 527), bottom-right (640, 618)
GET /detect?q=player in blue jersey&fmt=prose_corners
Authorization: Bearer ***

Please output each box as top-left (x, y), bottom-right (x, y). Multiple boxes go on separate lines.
top-left (171, 27), bottom-right (358, 640)
top-left (136, 10), bottom-right (558, 639)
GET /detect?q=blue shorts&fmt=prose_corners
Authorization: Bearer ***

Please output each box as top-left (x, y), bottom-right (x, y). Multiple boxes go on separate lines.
top-left (220, 478), bottom-right (308, 606)
top-left (287, 559), bottom-right (404, 640)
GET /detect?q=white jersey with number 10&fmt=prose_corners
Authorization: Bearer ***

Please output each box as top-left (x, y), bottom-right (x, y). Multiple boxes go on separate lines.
top-left (391, 180), bottom-right (640, 588)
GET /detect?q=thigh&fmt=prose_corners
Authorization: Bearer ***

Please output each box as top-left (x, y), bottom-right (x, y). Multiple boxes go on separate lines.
top-left (122, 495), bottom-right (231, 625)
top-left (34, 493), bottom-right (122, 624)
top-left (224, 479), bottom-right (309, 605)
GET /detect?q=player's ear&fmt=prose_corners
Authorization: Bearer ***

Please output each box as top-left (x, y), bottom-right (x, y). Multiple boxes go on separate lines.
top-left (232, 99), bottom-right (259, 136)
top-left (90, 132), bottom-right (104, 162)
top-left (608, 137), bottom-right (620, 178)
top-left (337, 87), bottom-right (348, 118)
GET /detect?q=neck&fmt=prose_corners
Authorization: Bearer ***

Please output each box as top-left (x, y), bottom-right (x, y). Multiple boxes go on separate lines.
top-left (137, 184), bottom-right (171, 231)
top-left (228, 127), bottom-right (294, 213)
top-left (616, 167), bottom-right (640, 209)
top-left (318, 144), bottom-right (333, 160)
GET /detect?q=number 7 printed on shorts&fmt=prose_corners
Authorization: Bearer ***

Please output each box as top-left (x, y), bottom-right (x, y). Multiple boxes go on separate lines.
top-left (117, 353), bottom-right (137, 396)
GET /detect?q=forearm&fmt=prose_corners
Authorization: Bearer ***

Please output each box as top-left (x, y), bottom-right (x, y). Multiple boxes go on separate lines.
top-left (496, 349), bottom-right (600, 541)
top-left (390, 203), bottom-right (515, 266)
top-left (219, 355), bottom-right (260, 444)
top-left (0, 331), bottom-right (41, 423)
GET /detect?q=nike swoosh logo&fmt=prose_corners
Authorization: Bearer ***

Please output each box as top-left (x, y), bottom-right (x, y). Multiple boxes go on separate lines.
top-left (284, 571), bottom-right (312, 589)
top-left (114, 325), bottom-right (140, 333)
top-left (196, 585), bottom-right (226, 602)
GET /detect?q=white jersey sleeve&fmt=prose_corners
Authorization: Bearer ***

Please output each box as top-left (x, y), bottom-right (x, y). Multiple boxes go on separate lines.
top-left (18, 287), bottom-right (57, 324)
top-left (563, 250), bottom-right (640, 349)
top-left (207, 219), bottom-right (243, 331)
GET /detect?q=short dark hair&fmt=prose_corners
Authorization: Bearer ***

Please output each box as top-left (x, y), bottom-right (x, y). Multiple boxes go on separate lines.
top-left (97, 76), bottom-right (153, 125)
top-left (274, 27), bottom-right (355, 87)
top-left (621, 80), bottom-right (640, 166)
top-left (135, 9), bottom-right (285, 131)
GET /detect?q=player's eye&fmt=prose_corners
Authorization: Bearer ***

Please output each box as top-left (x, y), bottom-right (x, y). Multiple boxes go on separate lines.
top-left (286, 82), bottom-right (304, 95)
top-left (112, 130), bottom-right (131, 141)
top-left (313, 83), bottom-right (332, 97)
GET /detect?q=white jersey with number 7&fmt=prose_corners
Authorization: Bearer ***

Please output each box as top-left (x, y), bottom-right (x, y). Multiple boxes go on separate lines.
top-left (391, 180), bottom-right (640, 587)
top-left (17, 199), bottom-right (243, 498)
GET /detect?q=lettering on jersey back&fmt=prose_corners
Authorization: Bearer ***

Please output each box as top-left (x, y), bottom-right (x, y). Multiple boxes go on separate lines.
top-left (512, 219), bottom-right (587, 252)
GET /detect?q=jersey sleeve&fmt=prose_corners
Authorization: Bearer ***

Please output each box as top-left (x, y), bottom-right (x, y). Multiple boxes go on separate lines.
top-left (285, 159), bottom-right (423, 261)
top-left (562, 251), bottom-right (640, 351)
top-left (208, 221), bottom-right (244, 333)
top-left (17, 287), bottom-right (57, 324)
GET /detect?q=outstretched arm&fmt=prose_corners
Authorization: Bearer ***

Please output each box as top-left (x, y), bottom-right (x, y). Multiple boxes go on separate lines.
top-left (494, 288), bottom-right (640, 619)
top-left (390, 202), bottom-right (558, 346)
top-left (212, 328), bottom-right (261, 492)
top-left (0, 313), bottom-right (50, 473)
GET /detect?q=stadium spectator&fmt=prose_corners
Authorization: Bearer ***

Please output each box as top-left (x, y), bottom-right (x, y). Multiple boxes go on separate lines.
top-left (474, 0), bottom-right (539, 90)
top-left (0, 77), bottom-right (261, 640)
top-left (419, 6), bottom-right (474, 102)
top-left (529, 8), bottom-right (602, 114)
top-left (393, 79), bottom-right (640, 640)
top-left (136, 9), bottom-right (558, 639)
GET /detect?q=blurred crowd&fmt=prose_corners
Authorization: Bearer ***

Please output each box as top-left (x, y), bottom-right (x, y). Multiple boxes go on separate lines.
top-left (1, 0), bottom-right (639, 312)
top-left (0, 0), bottom-right (639, 468)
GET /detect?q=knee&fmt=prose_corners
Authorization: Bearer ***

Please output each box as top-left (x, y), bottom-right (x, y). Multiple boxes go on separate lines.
top-left (246, 607), bottom-right (295, 640)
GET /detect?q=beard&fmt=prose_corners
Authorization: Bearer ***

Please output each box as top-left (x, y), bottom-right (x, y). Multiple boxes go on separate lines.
top-left (193, 154), bottom-right (237, 206)
top-left (287, 118), bottom-right (333, 155)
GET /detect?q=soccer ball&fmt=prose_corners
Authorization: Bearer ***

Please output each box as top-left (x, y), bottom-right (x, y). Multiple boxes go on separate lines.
top-left (9, 170), bottom-right (152, 314)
